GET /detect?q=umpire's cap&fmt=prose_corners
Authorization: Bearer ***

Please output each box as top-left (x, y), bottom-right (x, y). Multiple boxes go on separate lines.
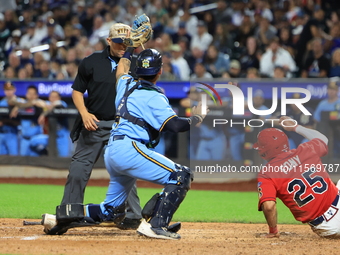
top-left (135, 49), bottom-right (162, 76)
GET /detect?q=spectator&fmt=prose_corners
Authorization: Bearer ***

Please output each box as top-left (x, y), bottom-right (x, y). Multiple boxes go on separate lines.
top-left (177, 9), bottom-right (198, 38)
top-left (172, 21), bottom-right (191, 45)
top-left (88, 15), bottom-right (106, 46)
top-left (3, 66), bottom-right (16, 79)
top-left (19, 22), bottom-right (38, 49)
top-left (32, 17), bottom-right (48, 45)
top-left (122, 1), bottom-right (143, 26)
top-left (273, 66), bottom-right (286, 79)
top-left (260, 37), bottom-right (297, 78)
top-left (301, 38), bottom-right (330, 78)
top-left (330, 48), bottom-right (340, 77)
top-left (24, 63), bottom-right (34, 78)
top-left (35, 60), bottom-right (55, 79)
top-left (170, 44), bottom-right (190, 80)
top-left (212, 23), bottom-right (233, 54)
top-left (295, 6), bottom-right (327, 69)
top-left (40, 19), bottom-right (62, 45)
top-left (4, 29), bottom-right (21, 57)
top-left (65, 61), bottom-right (78, 79)
top-left (38, 91), bottom-right (71, 157)
top-left (278, 26), bottom-right (294, 57)
top-left (19, 47), bottom-right (34, 68)
top-left (18, 68), bottom-right (29, 79)
top-left (0, 13), bottom-right (11, 55)
top-left (190, 21), bottom-right (213, 52)
top-left (254, 0), bottom-right (273, 22)
top-left (203, 44), bottom-right (230, 78)
top-left (314, 82), bottom-right (340, 158)
top-left (246, 67), bottom-right (260, 79)
top-left (235, 13), bottom-right (256, 48)
top-left (239, 36), bottom-right (260, 75)
top-left (0, 81), bottom-right (24, 155)
top-left (4, 10), bottom-right (18, 32)
top-left (228, 59), bottom-right (242, 78)
top-left (178, 37), bottom-right (195, 73)
top-left (7, 52), bottom-right (21, 73)
top-left (9, 85), bottom-right (47, 156)
top-left (203, 11), bottom-right (216, 36)
top-left (213, 0), bottom-right (230, 24)
top-left (160, 33), bottom-right (173, 52)
top-left (191, 62), bottom-right (213, 80)
top-left (255, 16), bottom-right (277, 49)
top-left (324, 22), bottom-right (340, 54)
top-left (162, 51), bottom-right (180, 79)
top-left (79, 3), bottom-right (95, 36)
top-left (159, 62), bottom-right (177, 81)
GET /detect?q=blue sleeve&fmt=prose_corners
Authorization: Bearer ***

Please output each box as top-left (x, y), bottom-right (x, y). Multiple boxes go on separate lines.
top-left (145, 93), bottom-right (177, 131)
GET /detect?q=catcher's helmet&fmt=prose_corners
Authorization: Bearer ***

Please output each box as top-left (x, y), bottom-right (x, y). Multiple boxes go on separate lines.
top-left (135, 49), bottom-right (162, 76)
top-left (253, 128), bottom-right (289, 161)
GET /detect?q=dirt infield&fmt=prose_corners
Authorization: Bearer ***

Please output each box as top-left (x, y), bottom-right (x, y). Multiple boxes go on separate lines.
top-left (0, 219), bottom-right (339, 255)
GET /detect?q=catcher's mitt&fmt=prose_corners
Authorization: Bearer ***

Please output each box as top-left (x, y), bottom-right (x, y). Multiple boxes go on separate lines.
top-left (123, 14), bottom-right (153, 48)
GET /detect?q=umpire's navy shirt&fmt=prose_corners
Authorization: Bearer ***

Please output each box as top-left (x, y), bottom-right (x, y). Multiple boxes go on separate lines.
top-left (72, 46), bottom-right (119, 121)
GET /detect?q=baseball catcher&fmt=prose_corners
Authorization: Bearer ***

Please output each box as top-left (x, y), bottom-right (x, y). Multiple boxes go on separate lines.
top-left (256, 116), bottom-right (340, 238)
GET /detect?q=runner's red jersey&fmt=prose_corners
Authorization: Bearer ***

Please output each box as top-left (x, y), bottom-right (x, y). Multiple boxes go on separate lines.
top-left (257, 138), bottom-right (338, 223)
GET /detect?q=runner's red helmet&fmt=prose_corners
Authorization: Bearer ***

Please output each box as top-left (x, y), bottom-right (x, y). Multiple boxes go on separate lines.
top-left (253, 128), bottom-right (289, 161)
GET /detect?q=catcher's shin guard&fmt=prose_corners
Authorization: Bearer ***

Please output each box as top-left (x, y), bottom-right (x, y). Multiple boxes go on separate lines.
top-left (147, 165), bottom-right (192, 228)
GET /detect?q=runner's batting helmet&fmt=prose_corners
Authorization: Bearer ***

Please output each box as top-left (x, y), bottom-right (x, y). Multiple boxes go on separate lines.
top-left (135, 49), bottom-right (162, 76)
top-left (253, 128), bottom-right (289, 161)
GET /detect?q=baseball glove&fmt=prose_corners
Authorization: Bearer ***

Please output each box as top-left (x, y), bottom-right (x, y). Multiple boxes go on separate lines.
top-left (123, 14), bottom-right (153, 48)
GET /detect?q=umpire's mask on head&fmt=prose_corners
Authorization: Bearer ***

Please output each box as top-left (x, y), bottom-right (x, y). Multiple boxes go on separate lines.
top-left (135, 49), bottom-right (163, 76)
top-left (253, 128), bottom-right (289, 161)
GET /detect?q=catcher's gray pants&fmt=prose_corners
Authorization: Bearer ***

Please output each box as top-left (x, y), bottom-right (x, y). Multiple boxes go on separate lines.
top-left (61, 120), bottom-right (142, 219)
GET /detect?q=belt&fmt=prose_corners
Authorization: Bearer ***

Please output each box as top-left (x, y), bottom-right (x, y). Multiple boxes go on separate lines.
top-left (309, 194), bottom-right (339, 227)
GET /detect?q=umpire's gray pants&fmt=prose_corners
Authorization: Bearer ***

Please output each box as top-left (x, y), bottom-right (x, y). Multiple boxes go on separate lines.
top-left (61, 120), bottom-right (142, 219)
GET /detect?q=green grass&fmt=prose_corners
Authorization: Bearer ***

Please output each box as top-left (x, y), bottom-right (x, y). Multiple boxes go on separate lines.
top-left (0, 184), bottom-right (298, 224)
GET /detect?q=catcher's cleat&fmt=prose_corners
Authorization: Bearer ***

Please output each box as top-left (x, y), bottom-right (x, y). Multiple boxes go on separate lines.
top-left (137, 219), bottom-right (181, 240)
top-left (42, 213), bottom-right (56, 234)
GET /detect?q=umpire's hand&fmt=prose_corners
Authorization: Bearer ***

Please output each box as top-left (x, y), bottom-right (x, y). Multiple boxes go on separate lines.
top-left (81, 112), bottom-right (99, 131)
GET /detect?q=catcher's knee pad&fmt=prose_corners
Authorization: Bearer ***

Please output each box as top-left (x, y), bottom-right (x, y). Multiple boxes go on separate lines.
top-left (56, 203), bottom-right (85, 224)
top-left (147, 166), bottom-right (192, 228)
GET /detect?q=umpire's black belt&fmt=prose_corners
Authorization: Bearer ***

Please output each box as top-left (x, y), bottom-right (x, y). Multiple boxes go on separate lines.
top-left (308, 194), bottom-right (339, 227)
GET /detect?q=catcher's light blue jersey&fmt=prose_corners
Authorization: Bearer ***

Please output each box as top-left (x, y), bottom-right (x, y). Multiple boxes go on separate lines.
top-left (112, 74), bottom-right (176, 143)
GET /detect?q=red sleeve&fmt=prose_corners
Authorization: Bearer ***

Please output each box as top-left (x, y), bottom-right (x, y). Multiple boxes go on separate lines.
top-left (296, 138), bottom-right (328, 158)
top-left (257, 177), bottom-right (277, 211)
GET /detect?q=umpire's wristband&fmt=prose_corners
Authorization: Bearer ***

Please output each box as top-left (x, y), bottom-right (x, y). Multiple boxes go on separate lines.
top-left (122, 47), bottom-right (135, 61)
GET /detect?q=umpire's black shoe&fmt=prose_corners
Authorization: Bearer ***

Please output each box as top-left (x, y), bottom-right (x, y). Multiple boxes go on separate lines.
top-left (116, 218), bottom-right (141, 230)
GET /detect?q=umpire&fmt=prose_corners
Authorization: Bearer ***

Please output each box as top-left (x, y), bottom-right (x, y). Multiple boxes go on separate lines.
top-left (45, 23), bottom-right (142, 233)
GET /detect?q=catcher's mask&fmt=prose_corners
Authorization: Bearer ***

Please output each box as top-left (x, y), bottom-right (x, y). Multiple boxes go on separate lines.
top-left (135, 49), bottom-right (163, 76)
top-left (253, 128), bottom-right (289, 161)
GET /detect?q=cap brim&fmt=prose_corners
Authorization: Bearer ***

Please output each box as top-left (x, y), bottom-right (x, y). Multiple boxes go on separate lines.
top-left (111, 38), bottom-right (124, 43)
